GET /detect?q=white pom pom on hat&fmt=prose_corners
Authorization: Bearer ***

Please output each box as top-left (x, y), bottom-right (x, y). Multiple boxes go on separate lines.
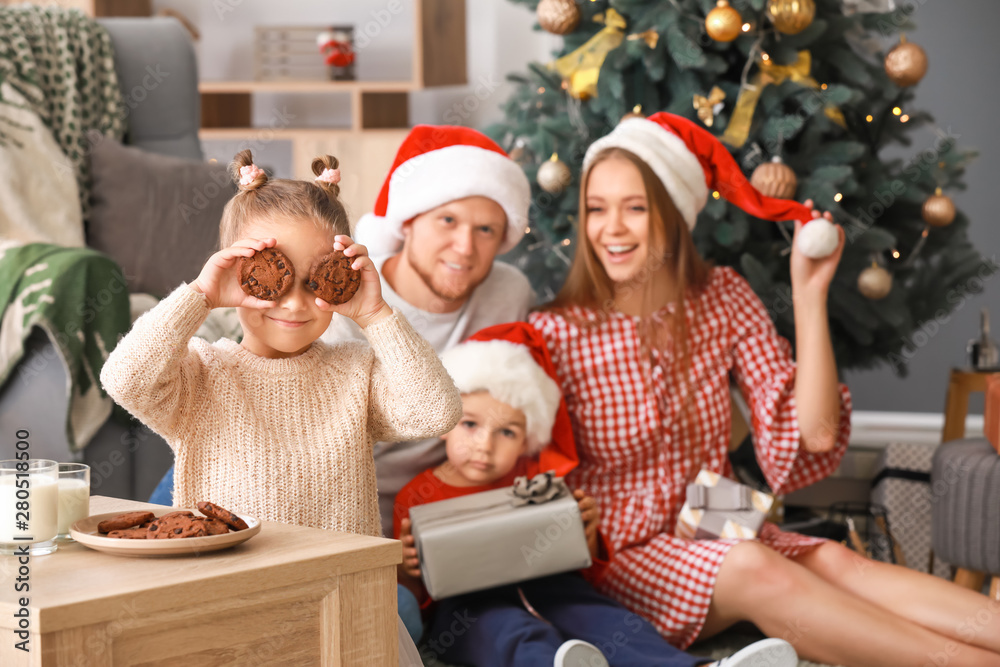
top-left (583, 112), bottom-right (839, 258)
top-left (353, 125), bottom-right (531, 256)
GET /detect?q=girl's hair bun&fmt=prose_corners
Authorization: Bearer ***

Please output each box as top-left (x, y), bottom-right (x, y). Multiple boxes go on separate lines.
top-left (311, 155), bottom-right (341, 199)
top-left (231, 149), bottom-right (268, 192)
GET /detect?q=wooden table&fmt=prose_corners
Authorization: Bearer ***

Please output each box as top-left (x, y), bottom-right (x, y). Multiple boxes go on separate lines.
top-left (0, 496), bottom-right (400, 666)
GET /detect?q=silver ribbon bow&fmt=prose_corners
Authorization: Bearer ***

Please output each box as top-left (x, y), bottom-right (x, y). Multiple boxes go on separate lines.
top-left (512, 471), bottom-right (567, 507)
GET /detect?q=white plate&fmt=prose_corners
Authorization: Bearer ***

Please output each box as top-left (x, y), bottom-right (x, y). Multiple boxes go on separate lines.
top-left (69, 509), bottom-right (261, 557)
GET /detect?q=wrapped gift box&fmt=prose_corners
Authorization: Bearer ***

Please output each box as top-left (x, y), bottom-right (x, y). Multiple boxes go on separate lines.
top-left (676, 469), bottom-right (774, 540)
top-left (409, 476), bottom-right (591, 599)
top-left (870, 442), bottom-right (953, 579)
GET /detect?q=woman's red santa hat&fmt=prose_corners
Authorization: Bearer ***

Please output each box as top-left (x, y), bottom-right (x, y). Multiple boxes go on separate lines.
top-left (354, 125), bottom-right (532, 257)
top-left (439, 322), bottom-right (578, 477)
top-left (583, 111), bottom-right (839, 258)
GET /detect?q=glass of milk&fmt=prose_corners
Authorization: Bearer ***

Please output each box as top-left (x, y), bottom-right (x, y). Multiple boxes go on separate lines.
top-left (56, 463), bottom-right (90, 542)
top-left (0, 459), bottom-right (59, 555)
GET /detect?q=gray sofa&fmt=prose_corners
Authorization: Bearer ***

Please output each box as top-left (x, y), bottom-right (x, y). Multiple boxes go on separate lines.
top-left (0, 17), bottom-right (199, 501)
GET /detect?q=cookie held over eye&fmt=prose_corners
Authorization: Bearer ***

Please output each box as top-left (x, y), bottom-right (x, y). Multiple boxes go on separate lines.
top-left (238, 248), bottom-right (294, 301)
top-left (307, 250), bottom-right (361, 305)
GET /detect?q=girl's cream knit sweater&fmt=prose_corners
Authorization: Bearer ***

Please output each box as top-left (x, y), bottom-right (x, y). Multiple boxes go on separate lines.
top-left (101, 285), bottom-right (462, 537)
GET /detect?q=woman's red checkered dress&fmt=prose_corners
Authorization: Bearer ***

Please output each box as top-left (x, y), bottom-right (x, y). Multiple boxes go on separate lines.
top-left (529, 267), bottom-right (851, 648)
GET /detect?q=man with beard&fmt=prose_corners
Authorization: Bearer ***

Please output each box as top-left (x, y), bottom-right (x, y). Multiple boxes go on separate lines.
top-left (323, 125), bottom-right (536, 538)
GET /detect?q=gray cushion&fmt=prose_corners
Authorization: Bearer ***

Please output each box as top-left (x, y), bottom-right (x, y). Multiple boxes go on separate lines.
top-left (97, 17), bottom-right (202, 161)
top-left (87, 132), bottom-right (234, 297)
top-left (931, 438), bottom-right (1000, 573)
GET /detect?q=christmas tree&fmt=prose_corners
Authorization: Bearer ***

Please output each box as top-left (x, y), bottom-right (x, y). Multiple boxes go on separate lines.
top-left (487, 0), bottom-right (994, 372)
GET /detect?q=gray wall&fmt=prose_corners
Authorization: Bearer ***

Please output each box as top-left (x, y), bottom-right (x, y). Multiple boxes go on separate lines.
top-left (841, 0), bottom-right (1000, 414)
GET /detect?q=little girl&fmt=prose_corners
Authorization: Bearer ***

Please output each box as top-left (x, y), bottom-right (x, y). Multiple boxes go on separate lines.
top-left (100, 150), bottom-right (461, 662)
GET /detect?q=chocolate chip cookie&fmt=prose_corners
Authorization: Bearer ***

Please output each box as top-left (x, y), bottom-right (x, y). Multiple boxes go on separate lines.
top-left (197, 501), bottom-right (249, 531)
top-left (239, 248), bottom-right (294, 301)
top-left (107, 523), bottom-right (152, 539)
top-left (198, 517), bottom-right (231, 535)
top-left (98, 511), bottom-right (155, 533)
top-left (306, 250), bottom-right (360, 305)
top-left (147, 514), bottom-right (209, 539)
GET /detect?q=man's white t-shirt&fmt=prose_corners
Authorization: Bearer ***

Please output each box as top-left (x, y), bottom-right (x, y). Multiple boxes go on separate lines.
top-left (321, 255), bottom-right (536, 536)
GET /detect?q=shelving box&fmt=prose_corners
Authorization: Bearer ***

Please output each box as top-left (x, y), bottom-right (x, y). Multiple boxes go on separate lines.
top-left (199, 0), bottom-right (467, 218)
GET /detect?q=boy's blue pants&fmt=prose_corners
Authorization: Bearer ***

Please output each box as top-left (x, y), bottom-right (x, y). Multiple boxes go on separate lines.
top-left (421, 572), bottom-right (705, 667)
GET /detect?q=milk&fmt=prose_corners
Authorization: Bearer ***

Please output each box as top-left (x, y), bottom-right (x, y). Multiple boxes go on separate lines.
top-left (0, 474), bottom-right (58, 544)
top-left (57, 478), bottom-right (90, 536)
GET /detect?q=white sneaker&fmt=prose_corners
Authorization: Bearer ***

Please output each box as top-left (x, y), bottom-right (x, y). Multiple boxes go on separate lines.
top-left (553, 639), bottom-right (609, 667)
top-left (707, 638), bottom-right (798, 667)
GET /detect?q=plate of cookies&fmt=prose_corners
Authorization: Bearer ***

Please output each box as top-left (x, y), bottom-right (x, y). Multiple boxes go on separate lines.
top-left (69, 502), bottom-right (261, 556)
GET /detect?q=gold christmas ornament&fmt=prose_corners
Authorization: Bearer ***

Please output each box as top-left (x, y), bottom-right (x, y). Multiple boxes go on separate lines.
top-left (922, 188), bottom-right (956, 227)
top-left (767, 0), bottom-right (816, 35)
top-left (706, 0), bottom-right (743, 43)
top-left (750, 156), bottom-right (798, 199)
top-left (884, 35), bottom-right (928, 87)
top-left (693, 86), bottom-right (726, 127)
top-left (620, 105), bottom-right (645, 122)
top-left (858, 265), bottom-right (893, 300)
top-left (537, 0), bottom-right (581, 35)
top-left (538, 154), bottom-right (572, 194)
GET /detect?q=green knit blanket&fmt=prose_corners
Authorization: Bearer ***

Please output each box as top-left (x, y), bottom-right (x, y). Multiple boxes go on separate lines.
top-left (0, 243), bottom-right (130, 452)
top-left (0, 5), bottom-right (124, 216)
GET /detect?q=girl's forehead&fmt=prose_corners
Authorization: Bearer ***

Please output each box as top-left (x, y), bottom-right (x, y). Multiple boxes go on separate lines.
top-left (244, 219), bottom-right (336, 258)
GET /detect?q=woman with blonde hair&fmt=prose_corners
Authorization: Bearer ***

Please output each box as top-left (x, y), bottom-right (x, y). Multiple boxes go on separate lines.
top-left (529, 112), bottom-right (1000, 666)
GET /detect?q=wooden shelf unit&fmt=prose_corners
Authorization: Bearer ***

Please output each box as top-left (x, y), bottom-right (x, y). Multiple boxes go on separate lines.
top-left (198, 0), bottom-right (467, 215)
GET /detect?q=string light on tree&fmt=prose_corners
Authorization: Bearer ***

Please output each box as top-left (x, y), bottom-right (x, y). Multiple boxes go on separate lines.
top-left (537, 0), bottom-right (581, 35)
top-left (767, 0), bottom-right (815, 35)
top-left (922, 188), bottom-right (957, 227)
top-left (537, 153), bottom-right (572, 194)
top-left (706, 0), bottom-right (742, 42)
top-left (884, 35), bottom-right (928, 87)
top-left (750, 156), bottom-right (798, 199)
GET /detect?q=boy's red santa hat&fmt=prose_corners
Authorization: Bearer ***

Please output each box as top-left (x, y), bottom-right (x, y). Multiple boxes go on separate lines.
top-left (354, 125), bottom-right (532, 256)
top-left (583, 112), bottom-right (840, 258)
top-left (439, 322), bottom-right (577, 476)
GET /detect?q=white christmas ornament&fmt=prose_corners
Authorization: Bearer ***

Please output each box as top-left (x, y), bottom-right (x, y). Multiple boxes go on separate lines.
top-left (796, 218), bottom-right (839, 258)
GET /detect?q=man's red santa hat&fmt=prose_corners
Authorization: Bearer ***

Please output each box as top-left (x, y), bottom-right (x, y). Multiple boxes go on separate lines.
top-left (583, 112), bottom-right (840, 258)
top-left (354, 125), bottom-right (532, 256)
top-left (439, 322), bottom-right (578, 476)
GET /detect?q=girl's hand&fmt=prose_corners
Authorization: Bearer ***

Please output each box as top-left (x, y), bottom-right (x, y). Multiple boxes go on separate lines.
top-left (190, 238), bottom-right (279, 311)
top-left (574, 489), bottom-right (601, 561)
top-left (791, 199), bottom-right (845, 299)
top-left (315, 235), bottom-right (392, 329)
top-left (397, 517), bottom-right (422, 580)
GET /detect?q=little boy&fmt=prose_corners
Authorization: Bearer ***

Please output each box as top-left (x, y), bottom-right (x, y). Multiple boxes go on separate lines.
top-left (394, 323), bottom-right (799, 667)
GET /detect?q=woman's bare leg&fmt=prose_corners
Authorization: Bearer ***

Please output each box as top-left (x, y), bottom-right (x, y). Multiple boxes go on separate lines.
top-left (795, 541), bottom-right (1000, 653)
top-left (701, 541), bottom-right (1000, 667)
